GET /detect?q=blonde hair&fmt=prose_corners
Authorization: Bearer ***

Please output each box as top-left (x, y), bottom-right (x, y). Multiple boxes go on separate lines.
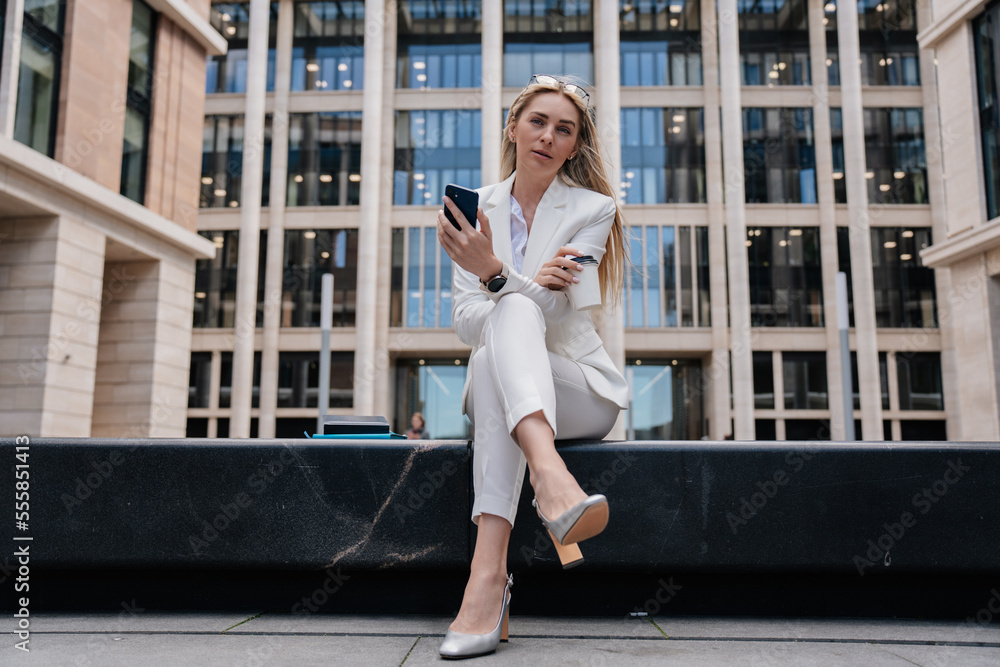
top-left (501, 77), bottom-right (628, 309)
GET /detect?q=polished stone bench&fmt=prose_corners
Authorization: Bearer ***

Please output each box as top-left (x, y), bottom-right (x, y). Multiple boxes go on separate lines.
top-left (3, 438), bottom-right (998, 616)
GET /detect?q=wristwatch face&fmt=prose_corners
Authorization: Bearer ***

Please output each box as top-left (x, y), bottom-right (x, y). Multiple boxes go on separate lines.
top-left (487, 276), bottom-right (507, 292)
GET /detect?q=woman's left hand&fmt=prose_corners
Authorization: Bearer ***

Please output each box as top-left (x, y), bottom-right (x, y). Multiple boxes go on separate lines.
top-left (534, 246), bottom-right (584, 291)
top-left (437, 197), bottom-right (502, 282)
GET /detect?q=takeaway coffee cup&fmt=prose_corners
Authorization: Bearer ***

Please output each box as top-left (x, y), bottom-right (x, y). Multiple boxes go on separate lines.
top-left (567, 255), bottom-right (601, 311)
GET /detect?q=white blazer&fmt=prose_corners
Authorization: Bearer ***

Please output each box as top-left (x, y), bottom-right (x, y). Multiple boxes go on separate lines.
top-left (452, 172), bottom-right (629, 415)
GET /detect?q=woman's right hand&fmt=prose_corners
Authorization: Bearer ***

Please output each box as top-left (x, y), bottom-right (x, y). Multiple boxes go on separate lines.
top-left (534, 246), bottom-right (584, 291)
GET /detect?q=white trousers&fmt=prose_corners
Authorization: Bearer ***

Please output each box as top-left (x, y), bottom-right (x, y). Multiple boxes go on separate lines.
top-left (466, 294), bottom-right (620, 528)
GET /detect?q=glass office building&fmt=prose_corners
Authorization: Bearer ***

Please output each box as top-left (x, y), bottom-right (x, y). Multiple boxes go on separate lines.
top-left (191, 0), bottom-right (962, 442)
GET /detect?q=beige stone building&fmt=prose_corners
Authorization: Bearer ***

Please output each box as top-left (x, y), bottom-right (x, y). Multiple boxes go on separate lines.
top-left (0, 0), bottom-right (222, 436)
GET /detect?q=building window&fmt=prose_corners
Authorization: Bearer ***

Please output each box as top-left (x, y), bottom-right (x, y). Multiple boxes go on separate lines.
top-left (826, 0), bottom-right (920, 87)
top-left (747, 227), bottom-right (824, 327)
top-left (287, 112), bottom-right (363, 206)
top-left (277, 352), bottom-right (354, 408)
top-left (782, 351), bottom-right (828, 410)
top-left (738, 0), bottom-right (810, 86)
top-left (900, 420), bottom-right (946, 440)
top-left (620, 108), bottom-right (706, 203)
top-left (974, 3), bottom-right (1000, 220)
top-left (291, 0), bottom-right (364, 92)
top-left (206, 3), bottom-right (278, 93)
top-left (282, 229), bottom-right (358, 327)
top-left (625, 359), bottom-right (705, 440)
top-left (784, 420), bottom-right (831, 440)
top-left (390, 227), bottom-right (453, 328)
top-left (193, 231), bottom-right (267, 328)
top-left (503, 0), bottom-right (593, 87)
top-left (395, 358), bottom-right (471, 439)
top-left (188, 352), bottom-right (212, 408)
top-left (753, 351), bottom-right (775, 409)
top-left (838, 227), bottom-right (936, 327)
top-left (393, 109), bottom-right (481, 205)
top-left (743, 108), bottom-right (816, 203)
top-left (200, 115), bottom-right (273, 208)
top-left (896, 352), bottom-right (944, 411)
top-left (624, 225), bottom-right (710, 328)
top-left (830, 108), bottom-right (847, 202)
top-left (619, 0), bottom-right (702, 86)
top-left (121, 0), bottom-right (156, 204)
top-left (14, 0), bottom-right (65, 156)
top-left (219, 351), bottom-right (261, 408)
top-left (863, 108), bottom-right (927, 204)
top-left (397, 0), bottom-right (481, 89)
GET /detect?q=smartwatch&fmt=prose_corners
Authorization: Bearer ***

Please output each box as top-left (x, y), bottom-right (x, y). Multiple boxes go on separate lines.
top-left (480, 262), bottom-right (509, 293)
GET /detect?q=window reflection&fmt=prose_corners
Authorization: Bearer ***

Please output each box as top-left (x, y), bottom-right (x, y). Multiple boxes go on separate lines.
top-left (282, 229), bottom-right (359, 327)
top-left (896, 352), bottom-right (944, 410)
top-left (287, 113), bottom-right (363, 206)
top-left (782, 351), bottom-right (828, 409)
top-left (201, 115), bottom-right (273, 208)
top-left (625, 359), bottom-right (704, 440)
top-left (396, 359), bottom-right (471, 439)
top-left (290, 1), bottom-right (365, 92)
top-left (194, 231), bottom-right (267, 328)
top-left (503, 0), bottom-right (593, 86)
top-left (863, 108), bottom-right (927, 205)
top-left (277, 352), bottom-right (354, 408)
top-left (206, 3), bottom-right (278, 93)
top-left (391, 227), bottom-right (455, 328)
top-left (743, 108), bottom-right (816, 203)
top-left (620, 108), bottom-right (706, 203)
top-left (738, 0), bottom-right (810, 86)
top-left (825, 0), bottom-right (920, 87)
top-left (619, 0), bottom-right (702, 86)
top-left (397, 1), bottom-right (482, 89)
top-left (974, 4), bottom-right (1000, 220)
top-left (624, 225), bottom-right (708, 327)
top-left (393, 109), bottom-right (482, 205)
top-left (747, 227), bottom-right (824, 327)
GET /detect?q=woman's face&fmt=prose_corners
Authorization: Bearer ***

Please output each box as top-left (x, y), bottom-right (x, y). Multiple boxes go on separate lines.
top-left (411, 414), bottom-right (422, 429)
top-left (508, 91), bottom-right (581, 177)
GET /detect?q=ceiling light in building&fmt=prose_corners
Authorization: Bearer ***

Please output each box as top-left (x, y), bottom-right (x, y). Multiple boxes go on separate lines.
top-left (319, 174), bottom-right (333, 183)
top-left (900, 254), bottom-right (912, 261)
top-left (824, 2), bottom-right (836, 11)
top-left (886, 57), bottom-right (893, 65)
top-left (213, 188), bottom-right (226, 197)
top-left (349, 174), bottom-right (361, 182)
top-left (414, 173), bottom-right (425, 180)
top-left (865, 171), bottom-right (874, 179)
top-left (748, 230), bottom-right (754, 237)
top-left (304, 231), bottom-right (317, 239)
top-left (823, 17), bottom-right (829, 25)
top-left (754, 229), bottom-right (762, 236)
top-left (894, 171), bottom-right (905, 179)
top-left (789, 229), bottom-right (803, 236)
top-left (213, 236), bottom-right (225, 247)
top-left (876, 3), bottom-right (884, 11)
top-left (625, 171), bottom-right (635, 178)
top-left (338, 63), bottom-right (348, 72)
top-left (321, 251), bottom-right (330, 259)
top-left (419, 359), bottom-right (425, 365)
top-left (229, 201), bottom-right (238, 207)
top-left (669, 4), bottom-right (683, 12)
top-left (635, 359), bottom-right (643, 365)
top-left (832, 171), bottom-right (844, 180)
top-left (623, 3), bottom-right (634, 12)
top-left (416, 74), bottom-right (427, 82)
top-left (201, 176), bottom-right (214, 185)
top-left (826, 58), bottom-right (833, 66)
top-left (221, 13), bottom-right (232, 22)
top-left (672, 126), bottom-right (681, 133)
top-left (414, 117), bottom-right (425, 123)
top-left (315, 80), bottom-right (327, 88)
top-left (768, 71), bottom-right (779, 79)
top-left (879, 59), bottom-right (886, 67)
top-left (226, 26), bottom-right (236, 35)
top-left (671, 359), bottom-right (678, 366)
top-left (670, 18), bottom-right (679, 26)
top-left (745, 240), bottom-right (753, 247)
top-left (672, 114), bottom-right (685, 123)
top-left (884, 241), bottom-right (897, 248)
top-left (343, 80), bottom-right (352, 88)
top-left (195, 292), bottom-right (207, 299)
top-left (779, 240), bottom-right (788, 247)
top-left (416, 182), bottom-right (425, 189)
top-left (414, 62), bottom-right (426, 69)
top-left (424, 192), bottom-right (432, 198)
top-left (306, 62), bottom-right (320, 72)
top-left (778, 62), bottom-right (786, 70)
top-left (879, 183), bottom-right (891, 192)
top-left (454, 359), bottom-right (461, 365)
top-left (294, 175), bottom-right (304, 183)
top-left (902, 230), bottom-right (914, 238)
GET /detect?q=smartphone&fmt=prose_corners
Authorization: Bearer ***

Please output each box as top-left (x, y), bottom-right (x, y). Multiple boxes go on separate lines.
top-left (444, 184), bottom-right (479, 231)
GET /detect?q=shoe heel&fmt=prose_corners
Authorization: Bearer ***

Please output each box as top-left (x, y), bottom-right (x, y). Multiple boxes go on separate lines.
top-left (500, 607), bottom-right (509, 642)
top-left (548, 530), bottom-right (584, 569)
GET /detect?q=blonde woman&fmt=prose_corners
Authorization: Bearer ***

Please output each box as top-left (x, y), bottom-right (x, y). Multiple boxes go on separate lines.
top-left (436, 75), bottom-right (629, 659)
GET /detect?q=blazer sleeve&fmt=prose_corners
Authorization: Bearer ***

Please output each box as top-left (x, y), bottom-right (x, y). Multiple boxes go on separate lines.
top-left (452, 194), bottom-right (617, 343)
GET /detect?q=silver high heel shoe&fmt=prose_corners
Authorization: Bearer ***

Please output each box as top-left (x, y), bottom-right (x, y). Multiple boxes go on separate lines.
top-left (532, 494), bottom-right (609, 569)
top-left (439, 573), bottom-right (513, 659)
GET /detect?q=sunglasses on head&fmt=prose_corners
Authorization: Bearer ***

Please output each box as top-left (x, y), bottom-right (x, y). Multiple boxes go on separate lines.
top-left (528, 74), bottom-right (591, 108)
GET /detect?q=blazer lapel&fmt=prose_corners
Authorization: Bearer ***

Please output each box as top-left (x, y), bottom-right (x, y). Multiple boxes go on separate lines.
top-left (482, 173), bottom-right (516, 266)
top-left (521, 175), bottom-right (570, 277)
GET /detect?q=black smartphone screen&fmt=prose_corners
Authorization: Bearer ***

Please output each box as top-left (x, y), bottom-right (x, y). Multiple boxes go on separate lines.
top-left (444, 184), bottom-right (479, 231)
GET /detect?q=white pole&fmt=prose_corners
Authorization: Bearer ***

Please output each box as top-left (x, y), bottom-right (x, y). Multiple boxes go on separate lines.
top-left (317, 273), bottom-right (333, 434)
top-left (837, 272), bottom-right (855, 441)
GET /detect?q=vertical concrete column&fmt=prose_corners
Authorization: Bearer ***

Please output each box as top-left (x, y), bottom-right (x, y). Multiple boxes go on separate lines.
top-left (0, 0), bottom-right (24, 137)
top-left (808, 0), bottom-right (847, 439)
top-left (258, 0), bottom-right (295, 438)
top-left (481, 0), bottom-right (502, 185)
top-left (593, 0), bottom-right (626, 439)
top-left (717, 0), bottom-right (755, 440)
top-left (836, 0), bottom-right (883, 439)
top-left (230, 0), bottom-right (271, 437)
top-left (915, 0), bottom-right (957, 439)
top-left (701, 0), bottom-right (732, 439)
top-left (372, 4), bottom-right (398, 418)
top-left (353, 0), bottom-right (386, 415)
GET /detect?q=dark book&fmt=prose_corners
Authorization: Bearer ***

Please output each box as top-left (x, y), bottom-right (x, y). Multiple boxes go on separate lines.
top-left (323, 415), bottom-right (391, 435)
